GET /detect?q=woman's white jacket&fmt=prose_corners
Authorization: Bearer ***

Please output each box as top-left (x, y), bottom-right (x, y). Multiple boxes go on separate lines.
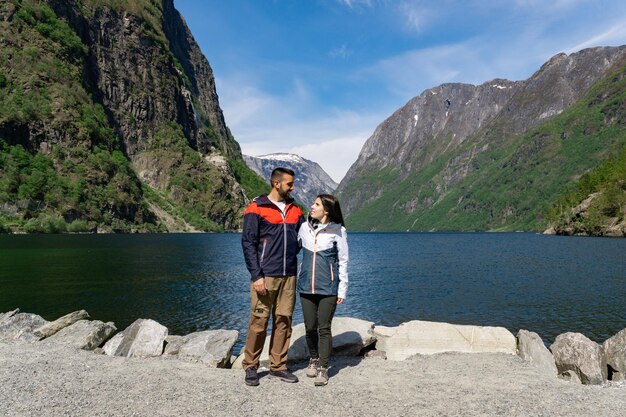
top-left (297, 220), bottom-right (349, 299)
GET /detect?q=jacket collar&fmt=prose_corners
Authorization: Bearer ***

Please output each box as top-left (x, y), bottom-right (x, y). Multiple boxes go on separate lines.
top-left (254, 194), bottom-right (296, 207)
top-left (307, 217), bottom-right (342, 234)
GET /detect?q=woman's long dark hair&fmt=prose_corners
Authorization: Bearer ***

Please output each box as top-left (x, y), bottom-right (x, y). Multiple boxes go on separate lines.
top-left (316, 194), bottom-right (345, 227)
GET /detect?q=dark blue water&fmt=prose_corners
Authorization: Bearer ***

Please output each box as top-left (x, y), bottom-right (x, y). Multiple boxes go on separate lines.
top-left (1, 233), bottom-right (624, 352)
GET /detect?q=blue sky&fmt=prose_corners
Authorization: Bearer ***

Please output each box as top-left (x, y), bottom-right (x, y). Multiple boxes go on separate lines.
top-left (174, 0), bottom-right (626, 182)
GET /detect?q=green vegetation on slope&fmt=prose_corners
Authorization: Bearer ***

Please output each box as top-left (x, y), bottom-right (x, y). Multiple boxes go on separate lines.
top-left (228, 158), bottom-right (270, 201)
top-left (0, 1), bottom-right (258, 233)
top-left (345, 63), bottom-right (626, 232)
top-left (547, 146), bottom-right (626, 234)
top-left (136, 123), bottom-right (239, 232)
top-left (0, 0), bottom-right (156, 232)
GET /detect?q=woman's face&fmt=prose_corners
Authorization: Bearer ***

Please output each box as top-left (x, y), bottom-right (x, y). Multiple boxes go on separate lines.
top-left (310, 198), bottom-right (328, 222)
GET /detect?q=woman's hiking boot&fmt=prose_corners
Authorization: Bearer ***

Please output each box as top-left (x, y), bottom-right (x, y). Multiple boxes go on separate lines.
top-left (314, 367), bottom-right (329, 386)
top-left (306, 358), bottom-right (319, 378)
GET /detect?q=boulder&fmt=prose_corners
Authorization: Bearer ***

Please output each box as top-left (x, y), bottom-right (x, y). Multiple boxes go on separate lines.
top-left (102, 333), bottom-right (124, 356)
top-left (0, 312), bottom-right (48, 343)
top-left (516, 329), bottom-right (558, 377)
top-left (602, 327), bottom-right (626, 381)
top-left (0, 309), bottom-right (20, 324)
top-left (106, 319), bottom-right (168, 358)
top-left (232, 317), bottom-right (376, 369)
top-left (549, 332), bottom-right (607, 384)
top-left (330, 317), bottom-right (376, 356)
top-left (33, 310), bottom-right (90, 340)
top-left (163, 335), bottom-right (186, 356)
top-left (45, 320), bottom-right (116, 350)
top-left (372, 320), bottom-right (517, 361)
top-left (164, 330), bottom-right (238, 368)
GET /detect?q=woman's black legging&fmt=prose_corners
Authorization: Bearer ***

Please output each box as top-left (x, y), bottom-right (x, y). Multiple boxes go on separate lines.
top-left (300, 293), bottom-right (337, 368)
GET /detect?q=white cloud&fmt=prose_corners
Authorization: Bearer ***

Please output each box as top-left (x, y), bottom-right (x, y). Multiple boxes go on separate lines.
top-left (565, 21), bottom-right (626, 52)
top-left (337, 0), bottom-right (373, 8)
top-left (217, 76), bottom-right (381, 182)
top-left (514, 0), bottom-right (583, 10)
top-left (397, 1), bottom-right (431, 33)
top-left (356, 42), bottom-right (492, 100)
top-left (329, 44), bottom-right (352, 59)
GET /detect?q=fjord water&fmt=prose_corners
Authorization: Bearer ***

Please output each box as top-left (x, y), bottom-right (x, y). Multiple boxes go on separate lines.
top-left (1, 233), bottom-right (625, 352)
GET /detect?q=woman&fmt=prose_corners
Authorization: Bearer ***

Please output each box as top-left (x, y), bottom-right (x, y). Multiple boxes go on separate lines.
top-left (297, 194), bottom-right (349, 386)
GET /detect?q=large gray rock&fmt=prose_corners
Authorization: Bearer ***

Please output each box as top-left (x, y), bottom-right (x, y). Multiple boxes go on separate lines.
top-left (331, 318), bottom-right (377, 356)
top-left (232, 317), bottom-right (376, 369)
top-left (549, 332), bottom-right (607, 384)
top-left (162, 335), bottom-right (185, 356)
top-left (0, 312), bottom-right (48, 343)
top-left (102, 333), bottom-right (124, 356)
top-left (516, 330), bottom-right (558, 377)
top-left (33, 310), bottom-right (90, 340)
top-left (603, 327), bottom-right (626, 381)
top-left (105, 319), bottom-right (168, 358)
top-left (0, 309), bottom-right (20, 324)
top-left (164, 330), bottom-right (238, 368)
top-left (45, 320), bottom-right (116, 350)
top-left (373, 320), bottom-right (517, 361)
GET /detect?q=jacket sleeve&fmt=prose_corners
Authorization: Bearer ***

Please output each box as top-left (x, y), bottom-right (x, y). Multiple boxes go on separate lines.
top-left (337, 226), bottom-right (349, 299)
top-left (296, 213), bottom-right (306, 253)
top-left (242, 210), bottom-right (263, 281)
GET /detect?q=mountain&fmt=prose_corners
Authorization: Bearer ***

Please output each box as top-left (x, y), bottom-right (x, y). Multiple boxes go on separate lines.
top-left (0, 0), bottom-right (266, 233)
top-left (337, 46), bottom-right (626, 233)
top-left (243, 153), bottom-right (338, 206)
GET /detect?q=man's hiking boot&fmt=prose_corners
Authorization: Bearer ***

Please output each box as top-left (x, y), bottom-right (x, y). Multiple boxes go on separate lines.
top-left (269, 369), bottom-right (299, 383)
top-left (314, 367), bottom-right (329, 386)
top-left (306, 358), bottom-right (319, 378)
top-left (244, 366), bottom-right (260, 386)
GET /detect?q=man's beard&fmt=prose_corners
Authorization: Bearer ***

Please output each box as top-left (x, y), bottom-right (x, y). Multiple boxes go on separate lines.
top-left (278, 188), bottom-right (291, 199)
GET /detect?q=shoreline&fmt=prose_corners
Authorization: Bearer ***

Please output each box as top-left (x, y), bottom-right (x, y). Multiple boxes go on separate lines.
top-left (1, 341), bottom-right (624, 416)
top-left (1, 230), bottom-right (624, 239)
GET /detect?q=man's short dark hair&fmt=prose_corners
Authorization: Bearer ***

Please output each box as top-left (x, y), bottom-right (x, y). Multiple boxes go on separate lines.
top-left (270, 167), bottom-right (295, 185)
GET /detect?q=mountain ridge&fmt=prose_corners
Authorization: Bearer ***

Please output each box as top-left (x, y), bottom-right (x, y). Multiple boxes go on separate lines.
top-left (338, 45), bottom-right (626, 233)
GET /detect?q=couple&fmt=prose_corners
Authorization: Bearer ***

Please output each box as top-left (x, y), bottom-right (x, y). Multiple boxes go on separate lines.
top-left (241, 167), bottom-right (349, 387)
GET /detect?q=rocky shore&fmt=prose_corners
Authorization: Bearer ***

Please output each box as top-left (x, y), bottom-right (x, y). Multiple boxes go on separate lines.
top-left (1, 309), bottom-right (625, 416)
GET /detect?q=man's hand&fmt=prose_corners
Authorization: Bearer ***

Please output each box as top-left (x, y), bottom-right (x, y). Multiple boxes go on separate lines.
top-left (253, 278), bottom-right (268, 295)
top-left (337, 298), bottom-right (344, 304)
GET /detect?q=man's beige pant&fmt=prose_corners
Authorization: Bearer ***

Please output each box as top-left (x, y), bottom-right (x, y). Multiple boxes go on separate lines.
top-left (242, 275), bottom-right (296, 371)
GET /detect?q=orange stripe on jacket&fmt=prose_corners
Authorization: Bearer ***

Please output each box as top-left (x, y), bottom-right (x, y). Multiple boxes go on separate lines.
top-left (244, 201), bottom-right (303, 224)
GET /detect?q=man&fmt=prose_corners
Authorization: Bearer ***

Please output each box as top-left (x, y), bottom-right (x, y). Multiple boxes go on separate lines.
top-left (241, 167), bottom-right (305, 386)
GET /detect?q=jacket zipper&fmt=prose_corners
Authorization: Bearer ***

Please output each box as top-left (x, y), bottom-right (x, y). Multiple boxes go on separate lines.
top-left (260, 239), bottom-right (267, 263)
top-left (311, 234), bottom-right (317, 294)
top-left (282, 205), bottom-right (287, 275)
top-left (329, 262), bottom-right (334, 282)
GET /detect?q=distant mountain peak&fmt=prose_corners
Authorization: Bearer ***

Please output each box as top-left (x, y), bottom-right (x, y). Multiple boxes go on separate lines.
top-left (255, 153), bottom-right (305, 163)
top-left (243, 153), bottom-right (337, 205)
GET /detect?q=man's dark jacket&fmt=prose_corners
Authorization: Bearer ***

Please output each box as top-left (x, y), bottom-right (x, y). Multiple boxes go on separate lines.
top-left (242, 194), bottom-right (305, 281)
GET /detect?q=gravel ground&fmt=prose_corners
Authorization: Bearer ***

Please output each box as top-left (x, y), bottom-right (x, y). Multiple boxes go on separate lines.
top-left (1, 341), bottom-right (624, 417)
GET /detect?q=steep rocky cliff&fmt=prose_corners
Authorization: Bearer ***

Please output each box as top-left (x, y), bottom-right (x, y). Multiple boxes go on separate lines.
top-left (338, 46), bottom-right (626, 232)
top-left (0, 0), bottom-right (257, 232)
top-left (243, 153), bottom-right (338, 206)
